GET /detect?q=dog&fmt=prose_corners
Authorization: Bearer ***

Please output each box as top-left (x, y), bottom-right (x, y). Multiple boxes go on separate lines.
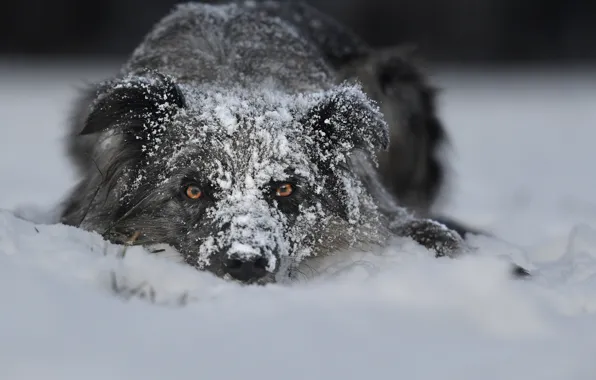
top-left (60, 1), bottom-right (516, 284)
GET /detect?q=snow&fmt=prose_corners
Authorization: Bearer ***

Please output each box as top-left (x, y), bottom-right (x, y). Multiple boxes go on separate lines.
top-left (2, 63), bottom-right (596, 379)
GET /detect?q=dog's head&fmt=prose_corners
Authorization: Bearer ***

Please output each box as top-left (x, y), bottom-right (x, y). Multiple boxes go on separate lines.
top-left (81, 70), bottom-right (389, 284)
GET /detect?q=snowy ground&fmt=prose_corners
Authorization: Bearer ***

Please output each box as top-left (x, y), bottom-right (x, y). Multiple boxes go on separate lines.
top-left (1, 61), bottom-right (596, 379)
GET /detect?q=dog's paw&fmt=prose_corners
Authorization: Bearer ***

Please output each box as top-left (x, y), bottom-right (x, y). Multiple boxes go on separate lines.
top-left (392, 219), bottom-right (464, 257)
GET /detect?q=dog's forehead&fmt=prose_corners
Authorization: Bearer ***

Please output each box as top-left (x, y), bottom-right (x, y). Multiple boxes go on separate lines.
top-left (178, 84), bottom-right (318, 125)
top-left (161, 86), bottom-right (320, 186)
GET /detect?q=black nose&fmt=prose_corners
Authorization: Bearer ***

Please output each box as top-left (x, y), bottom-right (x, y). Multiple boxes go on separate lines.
top-left (224, 255), bottom-right (269, 282)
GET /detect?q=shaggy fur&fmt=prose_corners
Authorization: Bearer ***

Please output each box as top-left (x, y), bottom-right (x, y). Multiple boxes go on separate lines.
top-left (60, 0), bottom-right (487, 284)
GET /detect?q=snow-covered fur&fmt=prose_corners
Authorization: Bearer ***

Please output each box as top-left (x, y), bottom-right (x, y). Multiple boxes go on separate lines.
top-left (60, 1), bottom-right (465, 284)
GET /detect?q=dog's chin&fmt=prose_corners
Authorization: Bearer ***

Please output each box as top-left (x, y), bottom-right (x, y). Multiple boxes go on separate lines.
top-left (201, 264), bottom-right (278, 286)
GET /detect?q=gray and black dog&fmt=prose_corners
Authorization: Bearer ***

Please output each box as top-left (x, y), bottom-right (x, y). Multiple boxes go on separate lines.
top-left (60, 1), bottom-right (513, 284)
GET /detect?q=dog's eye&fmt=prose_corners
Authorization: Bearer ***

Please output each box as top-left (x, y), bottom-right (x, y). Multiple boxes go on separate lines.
top-left (185, 185), bottom-right (203, 200)
top-left (275, 183), bottom-right (294, 197)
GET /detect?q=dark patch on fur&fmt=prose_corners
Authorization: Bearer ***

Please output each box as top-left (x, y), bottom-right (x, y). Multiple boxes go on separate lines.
top-left (376, 49), bottom-right (447, 213)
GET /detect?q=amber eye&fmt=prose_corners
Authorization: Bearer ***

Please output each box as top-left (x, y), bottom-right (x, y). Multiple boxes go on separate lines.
top-left (275, 183), bottom-right (294, 197)
top-left (185, 185), bottom-right (203, 200)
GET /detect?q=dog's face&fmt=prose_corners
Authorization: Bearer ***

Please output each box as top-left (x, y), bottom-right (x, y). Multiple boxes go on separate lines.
top-left (81, 70), bottom-right (388, 284)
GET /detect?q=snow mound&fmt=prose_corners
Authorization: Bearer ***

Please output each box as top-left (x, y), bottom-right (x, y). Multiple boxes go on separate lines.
top-left (2, 209), bottom-right (596, 380)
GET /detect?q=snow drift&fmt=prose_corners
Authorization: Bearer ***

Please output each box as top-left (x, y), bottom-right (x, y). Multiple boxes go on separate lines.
top-left (2, 208), bottom-right (596, 380)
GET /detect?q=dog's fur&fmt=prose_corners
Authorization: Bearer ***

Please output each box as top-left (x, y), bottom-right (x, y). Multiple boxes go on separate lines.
top-left (60, 1), bottom-right (480, 284)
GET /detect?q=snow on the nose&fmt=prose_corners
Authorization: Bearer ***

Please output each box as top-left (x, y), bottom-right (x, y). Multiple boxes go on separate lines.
top-left (205, 175), bottom-right (284, 272)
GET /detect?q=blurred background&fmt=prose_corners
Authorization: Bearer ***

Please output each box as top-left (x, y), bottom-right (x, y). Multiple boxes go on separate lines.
top-left (0, 0), bottom-right (594, 64)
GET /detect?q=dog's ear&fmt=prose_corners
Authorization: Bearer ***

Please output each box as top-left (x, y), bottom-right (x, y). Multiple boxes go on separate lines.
top-left (303, 85), bottom-right (389, 163)
top-left (301, 85), bottom-right (389, 222)
top-left (80, 70), bottom-right (185, 136)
